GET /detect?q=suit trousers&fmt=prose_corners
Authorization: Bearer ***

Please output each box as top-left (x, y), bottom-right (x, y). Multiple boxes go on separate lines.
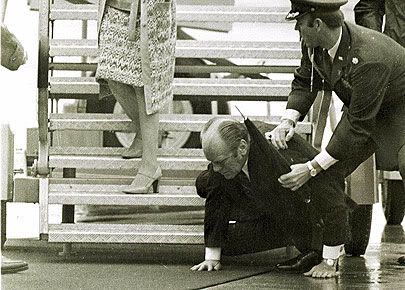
top-left (221, 216), bottom-right (314, 257)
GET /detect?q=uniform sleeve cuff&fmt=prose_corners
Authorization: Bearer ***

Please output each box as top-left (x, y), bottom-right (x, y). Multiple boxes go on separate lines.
top-left (282, 109), bottom-right (301, 125)
top-left (205, 247), bottom-right (221, 261)
top-left (323, 245), bottom-right (344, 259)
top-left (314, 150), bottom-right (338, 170)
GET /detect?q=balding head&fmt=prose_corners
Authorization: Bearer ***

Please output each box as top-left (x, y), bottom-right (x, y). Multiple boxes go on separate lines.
top-left (200, 117), bottom-right (250, 179)
top-left (201, 118), bottom-right (228, 160)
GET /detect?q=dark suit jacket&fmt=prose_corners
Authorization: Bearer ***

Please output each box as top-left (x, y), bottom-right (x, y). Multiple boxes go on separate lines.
top-left (287, 22), bottom-right (405, 162)
top-left (196, 121), bottom-right (348, 250)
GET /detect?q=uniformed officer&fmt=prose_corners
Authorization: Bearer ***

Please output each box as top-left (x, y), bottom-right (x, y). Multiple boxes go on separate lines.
top-left (267, 0), bottom-right (405, 277)
top-left (354, 0), bottom-right (405, 267)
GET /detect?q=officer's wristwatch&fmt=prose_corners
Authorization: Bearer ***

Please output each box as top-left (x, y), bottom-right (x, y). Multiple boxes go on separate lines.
top-left (324, 258), bottom-right (337, 267)
top-left (306, 161), bottom-right (317, 177)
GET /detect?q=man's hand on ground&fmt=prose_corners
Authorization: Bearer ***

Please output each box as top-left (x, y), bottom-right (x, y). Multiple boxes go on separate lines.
top-left (304, 260), bottom-right (339, 278)
top-left (278, 163), bottom-right (311, 191)
top-left (190, 260), bottom-right (222, 271)
top-left (265, 119), bottom-right (295, 150)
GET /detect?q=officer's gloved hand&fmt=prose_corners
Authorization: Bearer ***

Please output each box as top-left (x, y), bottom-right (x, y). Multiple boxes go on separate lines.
top-left (265, 119), bottom-right (295, 150)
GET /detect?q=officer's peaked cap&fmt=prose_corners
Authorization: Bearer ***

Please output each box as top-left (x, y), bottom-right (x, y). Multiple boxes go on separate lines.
top-left (286, 0), bottom-right (348, 21)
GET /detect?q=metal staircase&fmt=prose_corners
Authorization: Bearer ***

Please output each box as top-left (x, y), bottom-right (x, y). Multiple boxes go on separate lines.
top-left (36, 0), bottom-right (321, 249)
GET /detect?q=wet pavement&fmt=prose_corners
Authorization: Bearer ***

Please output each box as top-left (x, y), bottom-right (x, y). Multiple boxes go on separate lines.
top-left (2, 205), bottom-right (404, 289)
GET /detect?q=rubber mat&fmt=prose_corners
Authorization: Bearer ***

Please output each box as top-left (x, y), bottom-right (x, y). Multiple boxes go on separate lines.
top-left (1, 244), bottom-right (287, 290)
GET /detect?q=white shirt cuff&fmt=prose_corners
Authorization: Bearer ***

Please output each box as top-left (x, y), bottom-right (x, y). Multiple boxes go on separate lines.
top-left (314, 150), bottom-right (338, 170)
top-left (205, 247), bottom-right (221, 261)
top-left (323, 244), bottom-right (344, 259)
top-left (282, 109), bottom-right (301, 125)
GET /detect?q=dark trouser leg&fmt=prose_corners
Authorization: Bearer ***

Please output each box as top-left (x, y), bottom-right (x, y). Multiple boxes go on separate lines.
top-left (290, 215), bottom-right (318, 254)
top-left (354, 0), bottom-right (385, 31)
top-left (1, 201), bottom-right (6, 250)
top-left (222, 217), bottom-right (308, 256)
top-left (384, 0), bottom-right (405, 47)
top-left (395, 128), bottom-right (405, 265)
top-left (398, 145), bottom-right (405, 229)
top-left (399, 145), bottom-right (405, 190)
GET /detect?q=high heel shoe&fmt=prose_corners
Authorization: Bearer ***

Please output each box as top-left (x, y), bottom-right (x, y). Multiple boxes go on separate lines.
top-left (122, 166), bottom-right (162, 194)
top-left (122, 135), bottom-right (143, 159)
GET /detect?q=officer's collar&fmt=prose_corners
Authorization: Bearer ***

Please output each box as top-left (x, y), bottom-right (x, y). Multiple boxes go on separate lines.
top-left (334, 23), bottom-right (351, 65)
top-left (327, 27), bottom-right (342, 60)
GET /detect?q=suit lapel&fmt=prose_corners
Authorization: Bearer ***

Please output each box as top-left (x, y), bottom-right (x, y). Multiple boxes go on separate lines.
top-left (331, 24), bottom-right (351, 86)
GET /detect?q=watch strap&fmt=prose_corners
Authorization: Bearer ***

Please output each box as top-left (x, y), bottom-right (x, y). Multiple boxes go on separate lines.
top-left (306, 161), bottom-right (317, 176)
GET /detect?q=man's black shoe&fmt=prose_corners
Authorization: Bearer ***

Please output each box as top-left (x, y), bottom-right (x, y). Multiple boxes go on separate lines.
top-left (1, 256), bottom-right (29, 274)
top-left (398, 256), bottom-right (405, 265)
top-left (276, 251), bottom-right (322, 273)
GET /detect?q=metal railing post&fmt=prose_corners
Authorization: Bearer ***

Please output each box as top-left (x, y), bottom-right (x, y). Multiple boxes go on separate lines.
top-left (37, 0), bottom-right (50, 176)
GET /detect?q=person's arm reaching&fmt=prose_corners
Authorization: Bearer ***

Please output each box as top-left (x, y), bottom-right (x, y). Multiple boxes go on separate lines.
top-left (266, 44), bottom-right (322, 149)
top-left (266, 109), bottom-right (300, 149)
top-left (279, 61), bottom-right (389, 190)
top-left (313, 150), bottom-right (338, 171)
top-left (192, 165), bottom-right (230, 271)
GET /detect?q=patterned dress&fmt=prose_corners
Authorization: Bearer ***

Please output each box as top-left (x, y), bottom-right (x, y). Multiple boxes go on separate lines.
top-left (96, 0), bottom-right (176, 114)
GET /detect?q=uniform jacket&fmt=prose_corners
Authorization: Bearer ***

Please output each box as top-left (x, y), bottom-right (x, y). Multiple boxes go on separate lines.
top-left (196, 121), bottom-right (347, 249)
top-left (287, 22), bottom-right (405, 161)
top-left (97, 0), bottom-right (176, 114)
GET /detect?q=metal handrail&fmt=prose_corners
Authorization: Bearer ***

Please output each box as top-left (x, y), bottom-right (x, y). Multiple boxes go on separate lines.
top-left (37, 0), bottom-right (50, 176)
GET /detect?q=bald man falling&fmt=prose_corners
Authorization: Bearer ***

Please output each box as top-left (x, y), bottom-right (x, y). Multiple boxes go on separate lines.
top-left (190, 117), bottom-right (351, 278)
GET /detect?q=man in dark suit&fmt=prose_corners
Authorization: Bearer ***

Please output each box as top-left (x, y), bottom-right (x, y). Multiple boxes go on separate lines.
top-left (268, 0), bottom-right (405, 267)
top-left (191, 117), bottom-right (349, 278)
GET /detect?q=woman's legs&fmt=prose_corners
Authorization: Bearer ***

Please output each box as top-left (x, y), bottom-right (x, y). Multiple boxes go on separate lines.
top-left (134, 86), bottom-right (159, 171)
top-left (107, 80), bottom-right (160, 193)
top-left (123, 86), bottom-right (161, 193)
top-left (107, 80), bottom-right (143, 158)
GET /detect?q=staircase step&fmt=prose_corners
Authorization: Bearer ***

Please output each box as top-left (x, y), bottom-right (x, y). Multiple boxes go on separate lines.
top-left (49, 147), bottom-right (205, 157)
top-left (49, 178), bottom-right (196, 187)
top-left (51, 168), bottom-right (200, 180)
top-left (49, 192), bottom-right (203, 207)
top-left (49, 39), bottom-right (301, 59)
top-left (50, 62), bottom-right (297, 74)
top-left (48, 224), bottom-right (204, 244)
top-left (49, 113), bottom-right (312, 135)
top-left (50, 4), bottom-right (97, 20)
top-left (49, 155), bottom-right (208, 171)
top-left (49, 77), bottom-right (292, 100)
top-left (49, 4), bottom-right (287, 23)
top-left (50, 182), bottom-right (197, 194)
top-left (49, 189), bottom-right (203, 206)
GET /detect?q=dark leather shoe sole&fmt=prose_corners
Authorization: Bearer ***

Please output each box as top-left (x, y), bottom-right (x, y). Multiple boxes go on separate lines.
top-left (276, 251), bottom-right (322, 273)
top-left (398, 256), bottom-right (405, 265)
top-left (122, 151), bottom-right (143, 159)
top-left (1, 264), bottom-right (29, 274)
